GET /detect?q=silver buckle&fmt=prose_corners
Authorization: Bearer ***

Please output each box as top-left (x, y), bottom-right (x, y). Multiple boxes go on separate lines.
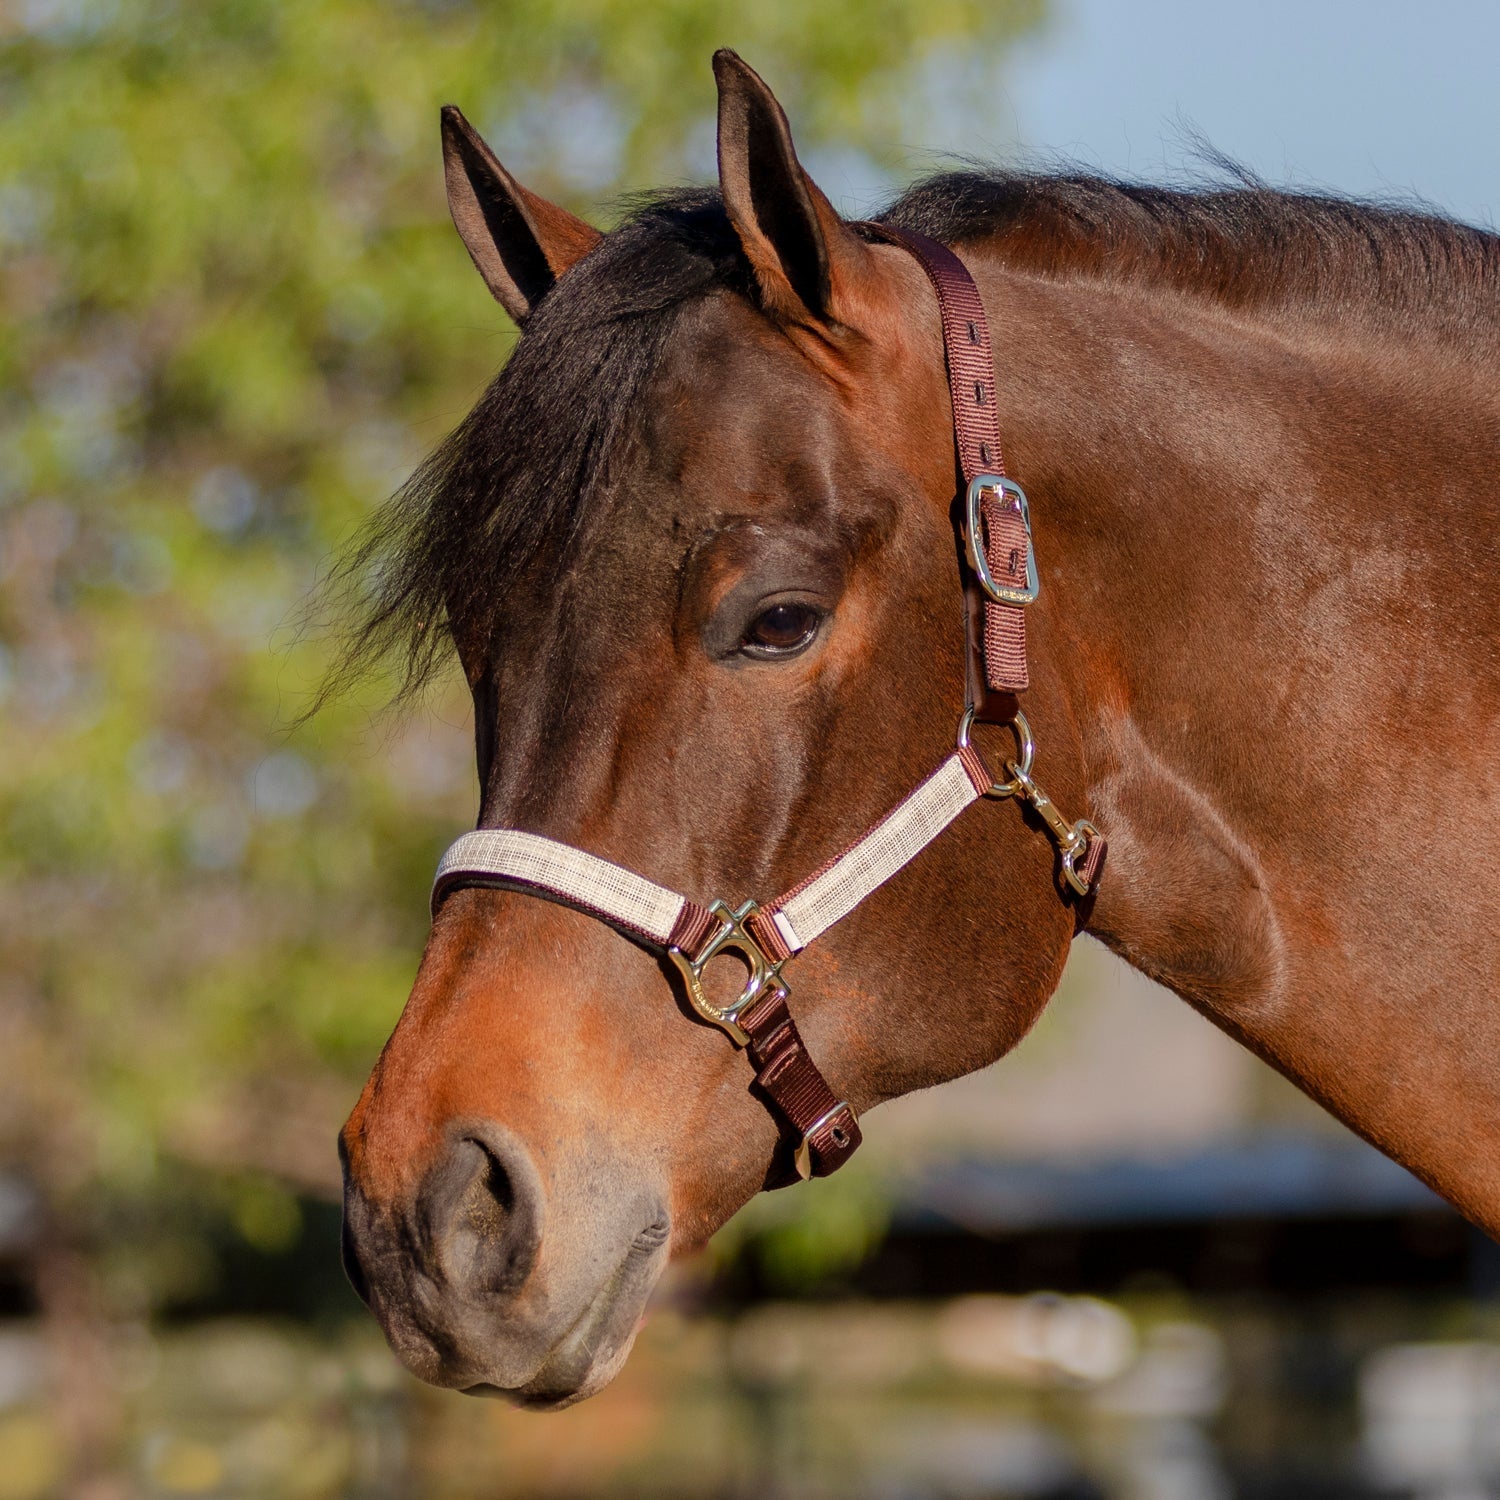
top-left (794, 1101), bottom-right (855, 1181)
top-left (667, 899), bottom-right (786, 1047)
top-left (965, 474), bottom-right (1039, 606)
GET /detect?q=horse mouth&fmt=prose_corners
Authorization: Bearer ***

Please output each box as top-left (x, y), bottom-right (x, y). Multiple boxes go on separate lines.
top-left (464, 1220), bottom-right (670, 1410)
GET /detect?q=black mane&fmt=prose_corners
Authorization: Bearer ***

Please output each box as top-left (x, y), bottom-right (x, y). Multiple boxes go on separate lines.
top-left (324, 169), bottom-right (1499, 705)
top-left (889, 169), bottom-right (1500, 326)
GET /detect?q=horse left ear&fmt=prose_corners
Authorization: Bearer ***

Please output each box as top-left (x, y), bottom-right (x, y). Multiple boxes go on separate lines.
top-left (713, 50), bottom-right (873, 327)
top-left (441, 105), bottom-right (602, 325)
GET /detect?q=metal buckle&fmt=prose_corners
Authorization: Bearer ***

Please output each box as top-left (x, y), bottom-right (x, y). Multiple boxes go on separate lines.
top-left (667, 899), bottom-right (786, 1047)
top-left (794, 1101), bottom-right (854, 1181)
top-left (965, 475), bottom-right (1039, 606)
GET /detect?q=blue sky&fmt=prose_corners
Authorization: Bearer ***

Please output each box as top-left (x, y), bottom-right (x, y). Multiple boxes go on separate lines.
top-left (810, 0), bottom-right (1498, 229)
top-left (1001, 0), bottom-right (1498, 226)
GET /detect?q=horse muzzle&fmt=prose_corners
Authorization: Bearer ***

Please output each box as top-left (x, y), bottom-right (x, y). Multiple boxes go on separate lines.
top-left (339, 1117), bottom-right (670, 1406)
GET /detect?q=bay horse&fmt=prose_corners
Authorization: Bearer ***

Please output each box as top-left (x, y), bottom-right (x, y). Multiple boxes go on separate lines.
top-left (337, 50), bottom-right (1500, 1407)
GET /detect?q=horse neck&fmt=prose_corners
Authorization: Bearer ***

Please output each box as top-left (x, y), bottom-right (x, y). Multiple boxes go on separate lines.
top-left (971, 255), bottom-right (1500, 1229)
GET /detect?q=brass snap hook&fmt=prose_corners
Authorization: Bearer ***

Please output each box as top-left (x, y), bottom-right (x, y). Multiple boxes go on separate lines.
top-left (958, 708), bottom-right (1101, 896)
top-left (1003, 760), bottom-right (1102, 897)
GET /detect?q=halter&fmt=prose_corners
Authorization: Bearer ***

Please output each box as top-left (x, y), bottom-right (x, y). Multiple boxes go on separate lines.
top-left (430, 228), bottom-right (1106, 1184)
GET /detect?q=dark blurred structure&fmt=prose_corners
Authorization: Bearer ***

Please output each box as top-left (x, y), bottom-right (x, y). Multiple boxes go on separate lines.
top-left (717, 1134), bottom-right (1483, 1307)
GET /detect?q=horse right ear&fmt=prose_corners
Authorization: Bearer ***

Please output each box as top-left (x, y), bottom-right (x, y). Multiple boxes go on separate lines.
top-left (440, 105), bottom-right (601, 325)
top-left (713, 50), bottom-right (873, 328)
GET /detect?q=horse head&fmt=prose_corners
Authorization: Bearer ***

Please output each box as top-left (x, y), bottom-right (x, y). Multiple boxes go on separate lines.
top-left (338, 52), bottom-right (1086, 1407)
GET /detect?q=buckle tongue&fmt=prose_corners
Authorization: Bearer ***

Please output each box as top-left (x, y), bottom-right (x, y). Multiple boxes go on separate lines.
top-left (668, 899), bottom-right (786, 1046)
top-left (965, 474), bottom-right (1039, 606)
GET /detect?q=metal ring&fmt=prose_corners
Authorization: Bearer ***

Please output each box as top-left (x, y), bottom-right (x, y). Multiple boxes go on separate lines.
top-left (956, 708), bottom-right (1035, 799)
top-left (666, 899), bottom-right (784, 1048)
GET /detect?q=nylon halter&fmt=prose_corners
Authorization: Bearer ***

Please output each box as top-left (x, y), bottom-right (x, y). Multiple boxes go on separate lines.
top-left (430, 228), bottom-right (1106, 1185)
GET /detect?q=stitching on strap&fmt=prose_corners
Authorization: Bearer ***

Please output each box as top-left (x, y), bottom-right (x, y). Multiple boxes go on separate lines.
top-left (772, 755), bottom-right (980, 948)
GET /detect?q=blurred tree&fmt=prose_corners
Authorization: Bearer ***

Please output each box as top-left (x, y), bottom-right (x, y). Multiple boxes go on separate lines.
top-left (0, 0), bottom-right (1042, 1477)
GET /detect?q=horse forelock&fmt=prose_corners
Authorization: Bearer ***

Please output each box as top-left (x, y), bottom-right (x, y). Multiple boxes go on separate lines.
top-left (324, 189), bottom-right (752, 705)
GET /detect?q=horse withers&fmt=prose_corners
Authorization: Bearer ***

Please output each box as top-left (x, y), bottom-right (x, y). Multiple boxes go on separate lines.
top-left (337, 51), bottom-right (1500, 1406)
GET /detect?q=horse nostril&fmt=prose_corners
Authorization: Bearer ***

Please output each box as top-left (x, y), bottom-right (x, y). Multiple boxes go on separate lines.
top-left (418, 1123), bottom-right (542, 1299)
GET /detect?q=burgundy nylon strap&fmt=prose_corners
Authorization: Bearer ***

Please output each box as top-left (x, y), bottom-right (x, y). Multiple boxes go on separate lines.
top-left (863, 224), bottom-right (1030, 720)
top-left (666, 900), bottom-right (718, 956)
top-left (670, 915), bottom-right (857, 1180)
top-left (1077, 826), bottom-right (1108, 894)
top-left (746, 908), bottom-right (793, 965)
top-left (738, 988), bottom-right (860, 1179)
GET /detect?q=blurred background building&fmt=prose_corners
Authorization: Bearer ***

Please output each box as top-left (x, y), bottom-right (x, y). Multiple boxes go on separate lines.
top-left (2, 1), bottom-right (1497, 1495)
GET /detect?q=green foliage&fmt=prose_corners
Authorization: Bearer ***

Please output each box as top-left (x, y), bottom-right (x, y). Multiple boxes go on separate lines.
top-left (0, 0), bottom-right (1041, 1305)
top-left (709, 1159), bottom-right (895, 1291)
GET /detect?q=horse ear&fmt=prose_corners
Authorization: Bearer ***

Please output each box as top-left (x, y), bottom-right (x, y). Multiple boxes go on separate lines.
top-left (440, 105), bottom-right (602, 324)
top-left (712, 50), bottom-right (871, 326)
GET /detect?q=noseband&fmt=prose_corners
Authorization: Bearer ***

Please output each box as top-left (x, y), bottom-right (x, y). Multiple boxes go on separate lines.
top-left (430, 229), bottom-right (1106, 1185)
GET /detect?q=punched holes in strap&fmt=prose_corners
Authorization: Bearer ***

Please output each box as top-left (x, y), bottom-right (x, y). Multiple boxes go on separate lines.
top-left (740, 988), bottom-right (861, 1180)
top-left (859, 222), bottom-right (1030, 701)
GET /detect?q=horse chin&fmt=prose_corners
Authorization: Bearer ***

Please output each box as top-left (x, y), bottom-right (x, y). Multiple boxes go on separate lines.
top-left (461, 1230), bottom-right (669, 1410)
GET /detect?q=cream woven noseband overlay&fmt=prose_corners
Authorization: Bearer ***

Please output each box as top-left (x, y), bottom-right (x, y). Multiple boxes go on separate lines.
top-left (430, 753), bottom-right (981, 960)
top-left (769, 754), bottom-right (980, 952)
top-left (432, 829), bottom-right (687, 943)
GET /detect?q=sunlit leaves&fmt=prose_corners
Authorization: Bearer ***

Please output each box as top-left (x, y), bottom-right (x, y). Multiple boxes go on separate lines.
top-left (0, 0), bottom-right (1040, 1288)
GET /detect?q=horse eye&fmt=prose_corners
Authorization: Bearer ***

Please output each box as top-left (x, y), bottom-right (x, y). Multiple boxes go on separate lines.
top-left (742, 602), bottom-right (821, 657)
